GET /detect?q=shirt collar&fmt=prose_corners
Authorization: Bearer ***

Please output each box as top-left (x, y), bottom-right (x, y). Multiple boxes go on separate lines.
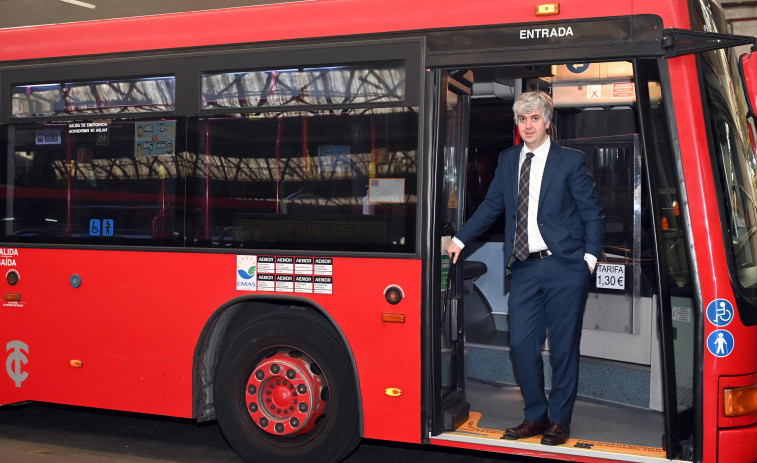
top-left (521, 138), bottom-right (551, 161)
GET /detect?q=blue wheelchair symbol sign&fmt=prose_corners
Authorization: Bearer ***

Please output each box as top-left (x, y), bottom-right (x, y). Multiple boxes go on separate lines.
top-left (707, 329), bottom-right (734, 357)
top-left (89, 219), bottom-right (101, 236)
top-left (706, 299), bottom-right (733, 327)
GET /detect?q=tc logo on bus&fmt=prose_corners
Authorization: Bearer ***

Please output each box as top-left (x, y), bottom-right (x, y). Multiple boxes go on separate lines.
top-left (6, 340), bottom-right (28, 387)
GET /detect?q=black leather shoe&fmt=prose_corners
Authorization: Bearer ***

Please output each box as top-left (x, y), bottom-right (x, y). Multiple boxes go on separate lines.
top-left (540, 422), bottom-right (570, 445)
top-left (502, 420), bottom-right (549, 440)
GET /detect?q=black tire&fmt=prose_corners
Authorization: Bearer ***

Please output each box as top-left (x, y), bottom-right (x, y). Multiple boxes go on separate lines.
top-left (214, 309), bottom-right (360, 463)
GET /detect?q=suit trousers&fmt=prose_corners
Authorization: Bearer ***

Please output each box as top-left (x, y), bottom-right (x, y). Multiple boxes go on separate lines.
top-left (507, 255), bottom-right (591, 426)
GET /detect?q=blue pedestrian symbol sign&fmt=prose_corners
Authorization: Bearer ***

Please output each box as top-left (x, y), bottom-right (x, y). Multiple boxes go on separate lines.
top-left (102, 219), bottom-right (114, 236)
top-left (706, 299), bottom-right (733, 327)
top-left (707, 329), bottom-right (734, 357)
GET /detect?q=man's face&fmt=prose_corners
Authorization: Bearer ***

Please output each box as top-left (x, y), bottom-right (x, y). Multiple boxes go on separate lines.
top-left (516, 109), bottom-right (550, 151)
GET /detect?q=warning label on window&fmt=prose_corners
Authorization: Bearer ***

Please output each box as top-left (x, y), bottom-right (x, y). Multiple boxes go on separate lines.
top-left (612, 82), bottom-right (635, 99)
top-left (237, 255), bottom-right (333, 294)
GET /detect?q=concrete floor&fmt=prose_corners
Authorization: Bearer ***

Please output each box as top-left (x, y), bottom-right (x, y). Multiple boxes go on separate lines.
top-left (0, 402), bottom-right (540, 463)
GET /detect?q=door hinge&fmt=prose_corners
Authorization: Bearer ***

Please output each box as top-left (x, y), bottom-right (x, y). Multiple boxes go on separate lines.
top-left (662, 28), bottom-right (755, 58)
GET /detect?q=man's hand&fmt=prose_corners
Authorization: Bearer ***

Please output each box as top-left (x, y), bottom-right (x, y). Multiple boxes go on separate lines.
top-left (445, 240), bottom-right (463, 264)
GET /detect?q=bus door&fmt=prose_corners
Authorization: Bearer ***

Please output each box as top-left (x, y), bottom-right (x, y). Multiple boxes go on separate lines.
top-left (636, 58), bottom-right (697, 460)
top-left (429, 69), bottom-right (473, 435)
top-left (438, 57), bottom-right (695, 459)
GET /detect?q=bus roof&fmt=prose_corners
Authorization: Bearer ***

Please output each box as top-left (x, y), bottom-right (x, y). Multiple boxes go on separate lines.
top-left (0, 0), bottom-right (691, 62)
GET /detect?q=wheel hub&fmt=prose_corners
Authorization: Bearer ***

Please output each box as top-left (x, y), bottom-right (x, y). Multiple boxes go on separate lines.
top-left (245, 350), bottom-right (326, 436)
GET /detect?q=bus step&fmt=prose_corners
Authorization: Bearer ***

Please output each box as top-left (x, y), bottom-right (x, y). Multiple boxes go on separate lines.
top-left (465, 343), bottom-right (652, 408)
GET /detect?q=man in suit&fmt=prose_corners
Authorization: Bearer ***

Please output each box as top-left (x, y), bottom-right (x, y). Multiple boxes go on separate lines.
top-left (445, 90), bottom-right (603, 446)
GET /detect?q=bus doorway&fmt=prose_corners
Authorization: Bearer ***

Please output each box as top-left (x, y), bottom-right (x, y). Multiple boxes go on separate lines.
top-left (431, 60), bottom-right (695, 461)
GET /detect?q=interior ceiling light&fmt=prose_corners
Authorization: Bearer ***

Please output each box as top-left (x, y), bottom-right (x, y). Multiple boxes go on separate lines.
top-left (59, 0), bottom-right (96, 8)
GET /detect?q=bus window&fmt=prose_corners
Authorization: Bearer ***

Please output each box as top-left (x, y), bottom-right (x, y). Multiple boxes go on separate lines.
top-left (191, 63), bottom-right (418, 253)
top-left (704, 45), bottom-right (757, 326)
top-left (2, 74), bottom-right (182, 244)
top-left (1, 118), bottom-right (184, 244)
top-left (12, 76), bottom-right (176, 118)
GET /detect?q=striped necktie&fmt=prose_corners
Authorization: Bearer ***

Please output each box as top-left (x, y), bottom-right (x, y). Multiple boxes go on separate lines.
top-left (513, 152), bottom-right (534, 262)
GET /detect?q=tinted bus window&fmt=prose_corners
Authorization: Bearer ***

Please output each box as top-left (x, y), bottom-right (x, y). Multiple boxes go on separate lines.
top-left (1, 118), bottom-right (184, 245)
top-left (191, 61), bottom-right (418, 253)
top-left (188, 108), bottom-right (418, 252)
top-left (12, 76), bottom-right (176, 118)
top-left (704, 47), bottom-right (757, 316)
top-left (202, 64), bottom-right (405, 110)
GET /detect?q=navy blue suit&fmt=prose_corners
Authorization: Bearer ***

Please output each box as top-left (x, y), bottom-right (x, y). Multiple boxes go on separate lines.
top-left (455, 141), bottom-right (603, 426)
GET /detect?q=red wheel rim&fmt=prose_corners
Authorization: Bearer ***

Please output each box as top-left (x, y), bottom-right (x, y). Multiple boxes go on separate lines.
top-left (245, 349), bottom-right (327, 436)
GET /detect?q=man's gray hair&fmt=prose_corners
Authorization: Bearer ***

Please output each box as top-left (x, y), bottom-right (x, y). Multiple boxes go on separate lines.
top-left (513, 91), bottom-right (553, 123)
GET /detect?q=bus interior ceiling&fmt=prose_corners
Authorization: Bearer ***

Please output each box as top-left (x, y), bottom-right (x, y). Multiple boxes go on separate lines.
top-left (456, 62), bottom-right (666, 453)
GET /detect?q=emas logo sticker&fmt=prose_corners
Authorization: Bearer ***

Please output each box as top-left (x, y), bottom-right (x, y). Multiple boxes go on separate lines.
top-left (236, 255), bottom-right (257, 291)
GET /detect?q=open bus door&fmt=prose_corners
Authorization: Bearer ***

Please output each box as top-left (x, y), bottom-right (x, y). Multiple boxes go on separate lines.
top-left (427, 57), bottom-right (696, 460)
top-left (420, 19), bottom-right (757, 462)
top-left (428, 69), bottom-right (473, 435)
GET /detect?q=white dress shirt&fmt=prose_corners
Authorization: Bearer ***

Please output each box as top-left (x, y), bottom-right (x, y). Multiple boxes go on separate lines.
top-left (520, 138), bottom-right (550, 254)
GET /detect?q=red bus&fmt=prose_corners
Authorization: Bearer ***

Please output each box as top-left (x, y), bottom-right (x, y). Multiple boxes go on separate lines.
top-left (1, 1), bottom-right (756, 462)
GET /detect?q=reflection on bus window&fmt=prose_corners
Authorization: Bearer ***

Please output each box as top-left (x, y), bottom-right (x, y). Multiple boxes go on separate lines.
top-left (2, 119), bottom-right (183, 244)
top-left (1, 62), bottom-right (418, 252)
top-left (202, 64), bottom-right (406, 110)
top-left (703, 45), bottom-right (757, 290)
top-left (191, 108), bottom-right (418, 252)
top-left (12, 77), bottom-right (176, 118)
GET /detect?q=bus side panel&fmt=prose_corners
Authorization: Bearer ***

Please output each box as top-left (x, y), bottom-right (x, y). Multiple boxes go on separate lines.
top-left (0, 248), bottom-right (422, 444)
top-left (669, 53), bottom-right (724, 463)
top-left (0, 0), bottom-right (687, 62)
top-left (334, 257), bottom-right (423, 443)
top-left (1, 248), bottom-right (202, 414)
top-left (669, 54), bottom-right (757, 461)
top-left (718, 427), bottom-right (757, 463)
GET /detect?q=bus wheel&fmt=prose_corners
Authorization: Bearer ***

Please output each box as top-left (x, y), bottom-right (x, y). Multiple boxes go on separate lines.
top-left (214, 311), bottom-right (360, 463)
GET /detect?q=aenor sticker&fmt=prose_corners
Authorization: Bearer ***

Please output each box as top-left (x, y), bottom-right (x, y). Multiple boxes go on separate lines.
top-left (237, 255), bottom-right (333, 294)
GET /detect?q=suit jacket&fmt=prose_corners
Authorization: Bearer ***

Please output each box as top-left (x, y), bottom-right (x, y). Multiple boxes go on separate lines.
top-left (455, 141), bottom-right (604, 271)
